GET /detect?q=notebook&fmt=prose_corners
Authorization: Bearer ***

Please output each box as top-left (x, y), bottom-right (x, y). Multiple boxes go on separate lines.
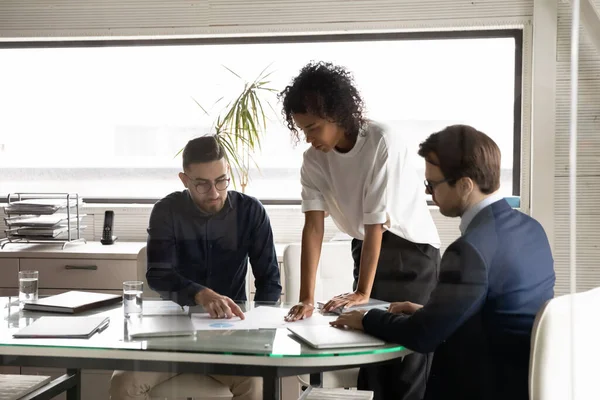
top-left (13, 316), bottom-right (110, 339)
top-left (23, 291), bottom-right (122, 314)
top-left (127, 316), bottom-right (196, 339)
top-left (287, 325), bottom-right (385, 349)
top-left (317, 298), bottom-right (390, 315)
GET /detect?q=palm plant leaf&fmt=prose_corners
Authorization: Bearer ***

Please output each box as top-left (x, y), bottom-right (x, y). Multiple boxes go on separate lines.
top-left (222, 65), bottom-right (243, 80)
top-left (191, 97), bottom-right (209, 116)
top-left (184, 64), bottom-right (276, 191)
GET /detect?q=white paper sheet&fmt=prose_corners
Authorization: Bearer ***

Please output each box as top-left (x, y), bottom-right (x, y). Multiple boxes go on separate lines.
top-left (142, 300), bottom-right (188, 316)
top-left (191, 306), bottom-right (337, 331)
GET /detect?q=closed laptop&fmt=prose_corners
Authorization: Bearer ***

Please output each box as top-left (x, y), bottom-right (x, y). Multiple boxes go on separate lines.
top-left (23, 291), bottom-right (122, 314)
top-left (288, 325), bottom-right (385, 349)
top-left (13, 316), bottom-right (110, 339)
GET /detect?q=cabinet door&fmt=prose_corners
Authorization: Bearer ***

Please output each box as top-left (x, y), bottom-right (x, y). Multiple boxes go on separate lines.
top-left (0, 258), bottom-right (19, 294)
top-left (0, 288), bottom-right (19, 297)
top-left (82, 370), bottom-right (113, 400)
top-left (20, 258), bottom-right (136, 291)
top-left (0, 366), bottom-right (20, 374)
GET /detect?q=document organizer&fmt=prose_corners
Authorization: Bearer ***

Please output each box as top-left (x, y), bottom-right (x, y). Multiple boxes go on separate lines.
top-left (1, 192), bottom-right (87, 249)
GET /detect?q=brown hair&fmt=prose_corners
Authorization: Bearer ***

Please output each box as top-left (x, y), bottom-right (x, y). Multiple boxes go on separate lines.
top-left (182, 135), bottom-right (226, 170)
top-left (418, 125), bottom-right (501, 194)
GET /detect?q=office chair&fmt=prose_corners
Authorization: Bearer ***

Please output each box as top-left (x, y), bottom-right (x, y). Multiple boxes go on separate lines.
top-left (283, 242), bottom-right (360, 389)
top-left (529, 287), bottom-right (600, 400)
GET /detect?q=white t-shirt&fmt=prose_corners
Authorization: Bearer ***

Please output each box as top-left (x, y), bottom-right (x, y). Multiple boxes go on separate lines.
top-left (301, 121), bottom-right (441, 248)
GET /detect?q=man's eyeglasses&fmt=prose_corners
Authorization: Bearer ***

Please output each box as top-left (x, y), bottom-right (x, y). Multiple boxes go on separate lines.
top-left (424, 178), bottom-right (452, 194)
top-left (185, 174), bottom-right (231, 194)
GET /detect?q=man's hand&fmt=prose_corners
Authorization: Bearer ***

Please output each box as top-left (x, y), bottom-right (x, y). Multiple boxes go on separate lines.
top-left (388, 301), bottom-right (423, 315)
top-left (285, 301), bottom-right (314, 322)
top-left (323, 291), bottom-right (369, 312)
top-left (194, 288), bottom-right (245, 320)
top-left (329, 310), bottom-right (367, 331)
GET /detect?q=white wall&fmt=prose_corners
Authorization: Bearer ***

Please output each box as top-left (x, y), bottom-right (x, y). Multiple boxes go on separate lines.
top-left (554, 0), bottom-right (600, 294)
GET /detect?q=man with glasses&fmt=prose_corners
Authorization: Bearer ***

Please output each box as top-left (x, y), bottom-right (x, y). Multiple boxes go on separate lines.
top-left (110, 135), bottom-right (281, 400)
top-left (332, 125), bottom-right (555, 400)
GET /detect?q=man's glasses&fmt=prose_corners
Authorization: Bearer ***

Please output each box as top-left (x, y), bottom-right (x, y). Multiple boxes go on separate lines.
top-left (424, 178), bottom-right (452, 194)
top-left (185, 174), bottom-right (231, 194)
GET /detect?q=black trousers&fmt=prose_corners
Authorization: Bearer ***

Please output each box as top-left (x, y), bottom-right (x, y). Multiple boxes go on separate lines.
top-left (352, 231), bottom-right (440, 400)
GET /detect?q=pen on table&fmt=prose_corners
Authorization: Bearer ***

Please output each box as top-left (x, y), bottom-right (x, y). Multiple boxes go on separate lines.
top-left (97, 317), bottom-right (110, 333)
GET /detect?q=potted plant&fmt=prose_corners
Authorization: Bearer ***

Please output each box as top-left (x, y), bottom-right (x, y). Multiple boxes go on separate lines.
top-left (188, 65), bottom-right (277, 193)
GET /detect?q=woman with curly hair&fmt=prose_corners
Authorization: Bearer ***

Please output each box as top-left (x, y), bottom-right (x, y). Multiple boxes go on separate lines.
top-left (280, 61), bottom-right (441, 400)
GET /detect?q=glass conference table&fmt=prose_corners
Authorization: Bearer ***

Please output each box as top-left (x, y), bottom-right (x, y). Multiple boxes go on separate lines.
top-left (0, 297), bottom-right (408, 400)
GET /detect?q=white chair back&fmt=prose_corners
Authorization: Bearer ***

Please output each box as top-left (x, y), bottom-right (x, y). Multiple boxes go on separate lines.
top-left (136, 245), bottom-right (162, 299)
top-left (283, 241), bottom-right (355, 304)
top-left (283, 241), bottom-right (359, 389)
top-left (529, 287), bottom-right (600, 400)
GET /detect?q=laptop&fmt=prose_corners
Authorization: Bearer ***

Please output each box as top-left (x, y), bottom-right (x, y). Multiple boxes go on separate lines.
top-left (127, 316), bottom-right (196, 339)
top-left (13, 316), bottom-right (110, 339)
top-left (23, 291), bottom-right (122, 314)
top-left (287, 325), bottom-right (385, 349)
top-left (317, 298), bottom-right (390, 315)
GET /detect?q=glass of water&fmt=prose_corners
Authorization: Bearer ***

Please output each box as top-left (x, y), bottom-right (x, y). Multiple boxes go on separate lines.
top-left (123, 281), bottom-right (143, 317)
top-left (19, 270), bottom-right (39, 303)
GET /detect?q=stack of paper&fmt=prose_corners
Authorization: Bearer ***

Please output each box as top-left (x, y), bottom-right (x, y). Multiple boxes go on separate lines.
top-left (5, 199), bottom-right (77, 215)
top-left (3, 198), bottom-right (86, 240)
top-left (5, 214), bottom-right (76, 227)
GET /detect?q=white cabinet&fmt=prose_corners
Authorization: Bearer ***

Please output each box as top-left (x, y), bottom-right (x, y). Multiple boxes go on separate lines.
top-left (0, 258), bottom-right (19, 296)
top-left (20, 258), bottom-right (136, 290)
top-left (0, 241), bottom-right (146, 400)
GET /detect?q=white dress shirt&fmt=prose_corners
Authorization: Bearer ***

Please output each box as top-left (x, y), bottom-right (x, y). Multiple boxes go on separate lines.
top-left (459, 192), bottom-right (505, 235)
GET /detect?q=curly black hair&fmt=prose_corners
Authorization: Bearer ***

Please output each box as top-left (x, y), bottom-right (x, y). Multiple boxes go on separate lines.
top-left (279, 61), bottom-right (367, 144)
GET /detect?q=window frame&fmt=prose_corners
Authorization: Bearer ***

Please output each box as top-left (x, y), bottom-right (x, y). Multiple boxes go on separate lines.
top-left (0, 29), bottom-right (523, 206)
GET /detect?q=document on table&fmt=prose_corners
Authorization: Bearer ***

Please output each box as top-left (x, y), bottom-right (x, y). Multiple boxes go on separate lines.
top-left (191, 306), bottom-right (337, 331)
top-left (142, 300), bottom-right (188, 316)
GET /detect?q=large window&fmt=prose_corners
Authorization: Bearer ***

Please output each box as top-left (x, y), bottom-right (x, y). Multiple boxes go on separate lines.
top-left (0, 31), bottom-right (521, 202)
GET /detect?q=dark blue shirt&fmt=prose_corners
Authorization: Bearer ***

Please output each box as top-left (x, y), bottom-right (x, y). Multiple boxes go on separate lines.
top-left (146, 190), bottom-right (282, 306)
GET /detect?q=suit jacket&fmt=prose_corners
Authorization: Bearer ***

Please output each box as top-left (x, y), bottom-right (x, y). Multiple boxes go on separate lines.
top-left (362, 199), bottom-right (555, 400)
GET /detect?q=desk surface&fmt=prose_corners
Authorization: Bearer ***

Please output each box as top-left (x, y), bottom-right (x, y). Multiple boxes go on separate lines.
top-left (0, 242), bottom-right (288, 263)
top-left (0, 241), bottom-right (146, 260)
top-left (0, 297), bottom-right (406, 368)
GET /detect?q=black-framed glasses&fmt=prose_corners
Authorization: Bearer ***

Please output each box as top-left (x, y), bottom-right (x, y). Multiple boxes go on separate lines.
top-left (185, 174), bottom-right (231, 194)
top-left (424, 178), bottom-right (452, 194)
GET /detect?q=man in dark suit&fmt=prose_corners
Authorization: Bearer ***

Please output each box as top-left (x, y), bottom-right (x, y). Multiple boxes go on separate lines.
top-left (331, 125), bottom-right (555, 400)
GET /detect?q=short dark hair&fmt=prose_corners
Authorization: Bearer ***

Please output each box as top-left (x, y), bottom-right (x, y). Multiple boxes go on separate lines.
top-left (279, 61), bottom-right (366, 144)
top-left (182, 135), bottom-right (226, 170)
top-left (418, 125), bottom-right (501, 194)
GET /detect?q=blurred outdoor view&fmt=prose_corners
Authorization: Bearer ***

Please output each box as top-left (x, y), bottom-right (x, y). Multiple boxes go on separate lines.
top-left (0, 36), bottom-right (517, 201)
